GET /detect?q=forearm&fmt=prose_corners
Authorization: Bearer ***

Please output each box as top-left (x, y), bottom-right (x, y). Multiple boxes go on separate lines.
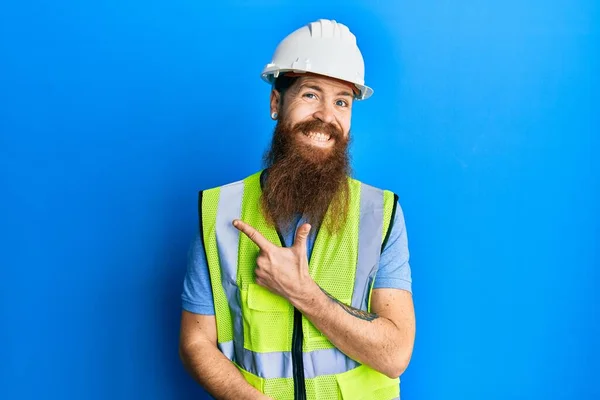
top-left (180, 341), bottom-right (270, 400)
top-left (289, 284), bottom-right (409, 378)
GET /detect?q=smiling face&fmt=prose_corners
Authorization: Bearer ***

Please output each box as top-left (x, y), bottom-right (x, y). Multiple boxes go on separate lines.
top-left (270, 74), bottom-right (355, 154)
top-left (261, 74), bottom-right (356, 233)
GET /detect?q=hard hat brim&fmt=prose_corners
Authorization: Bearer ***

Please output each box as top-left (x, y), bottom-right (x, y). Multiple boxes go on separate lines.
top-left (261, 69), bottom-right (373, 100)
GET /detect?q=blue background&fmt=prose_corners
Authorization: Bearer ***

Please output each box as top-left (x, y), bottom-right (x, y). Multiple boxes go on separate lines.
top-left (1, 0), bottom-right (598, 399)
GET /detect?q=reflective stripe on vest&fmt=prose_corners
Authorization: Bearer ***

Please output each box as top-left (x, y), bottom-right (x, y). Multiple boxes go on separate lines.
top-left (200, 171), bottom-right (400, 400)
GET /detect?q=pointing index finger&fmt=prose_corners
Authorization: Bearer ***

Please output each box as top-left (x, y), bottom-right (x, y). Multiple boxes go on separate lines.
top-left (233, 219), bottom-right (273, 250)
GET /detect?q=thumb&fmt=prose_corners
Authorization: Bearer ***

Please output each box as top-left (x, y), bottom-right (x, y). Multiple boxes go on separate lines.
top-left (293, 223), bottom-right (311, 250)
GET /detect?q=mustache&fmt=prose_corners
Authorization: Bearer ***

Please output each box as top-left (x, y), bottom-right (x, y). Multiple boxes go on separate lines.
top-left (290, 119), bottom-right (343, 140)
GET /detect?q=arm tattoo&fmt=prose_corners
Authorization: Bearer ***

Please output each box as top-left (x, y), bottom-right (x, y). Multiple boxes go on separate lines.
top-left (320, 288), bottom-right (379, 322)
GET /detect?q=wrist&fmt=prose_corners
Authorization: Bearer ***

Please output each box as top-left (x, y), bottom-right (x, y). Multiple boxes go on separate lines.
top-left (288, 278), bottom-right (323, 312)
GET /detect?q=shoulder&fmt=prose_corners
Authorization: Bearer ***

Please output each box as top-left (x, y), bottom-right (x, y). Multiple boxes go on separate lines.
top-left (199, 171), bottom-right (263, 196)
top-left (349, 176), bottom-right (397, 199)
top-left (348, 177), bottom-right (405, 247)
top-left (350, 176), bottom-right (400, 219)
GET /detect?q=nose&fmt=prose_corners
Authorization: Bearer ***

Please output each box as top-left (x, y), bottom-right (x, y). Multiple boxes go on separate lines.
top-left (313, 102), bottom-right (335, 125)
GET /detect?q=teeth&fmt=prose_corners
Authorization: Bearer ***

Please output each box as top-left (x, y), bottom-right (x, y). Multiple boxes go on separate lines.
top-left (306, 132), bottom-right (331, 142)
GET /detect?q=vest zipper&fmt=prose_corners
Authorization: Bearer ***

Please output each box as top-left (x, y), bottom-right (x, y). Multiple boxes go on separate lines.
top-left (292, 308), bottom-right (306, 400)
top-left (275, 227), bottom-right (307, 400)
top-left (271, 205), bottom-right (318, 400)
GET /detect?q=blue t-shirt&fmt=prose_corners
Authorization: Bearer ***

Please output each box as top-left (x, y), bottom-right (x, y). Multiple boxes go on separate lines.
top-left (182, 201), bottom-right (412, 315)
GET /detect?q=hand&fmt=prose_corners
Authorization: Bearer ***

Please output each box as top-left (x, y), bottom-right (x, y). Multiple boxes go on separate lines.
top-left (232, 219), bottom-right (315, 301)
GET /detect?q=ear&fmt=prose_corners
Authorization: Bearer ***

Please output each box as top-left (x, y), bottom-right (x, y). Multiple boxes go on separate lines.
top-left (270, 89), bottom-right (281, 116)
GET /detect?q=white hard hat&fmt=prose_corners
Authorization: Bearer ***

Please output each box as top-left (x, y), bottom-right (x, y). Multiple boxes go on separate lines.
top-left (261, 19), bottom-right (373, 100)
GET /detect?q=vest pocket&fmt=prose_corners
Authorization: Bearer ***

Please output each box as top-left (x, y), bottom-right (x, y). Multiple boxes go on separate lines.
top-left (241, 283), bottom-right (293, 352)
top-left (304, 318), bottom-right (334, 351)
top-left (303, 297), bottom-right (351, 351)
top-left (238, 365), bottom-right (265, 393)
top-left (335, 364), bottom-right (400, 400)
top-left (247, 283), bottom-right (289, 311)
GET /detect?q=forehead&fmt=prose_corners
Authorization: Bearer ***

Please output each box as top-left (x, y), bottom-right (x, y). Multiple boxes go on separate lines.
top-left (291, 74), bottom-right (356, 96)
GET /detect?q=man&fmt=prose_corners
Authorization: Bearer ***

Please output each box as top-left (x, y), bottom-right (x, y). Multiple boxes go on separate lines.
top-left (179, 19), bottom-right (415, 400)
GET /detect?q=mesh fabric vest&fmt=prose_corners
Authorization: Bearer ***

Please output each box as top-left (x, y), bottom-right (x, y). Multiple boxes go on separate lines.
top-left (199, 171), bottom-right (400, 400)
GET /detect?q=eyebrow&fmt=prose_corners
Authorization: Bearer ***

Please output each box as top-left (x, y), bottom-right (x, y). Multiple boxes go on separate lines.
top-left (300, 83), bottom-right (354, 98)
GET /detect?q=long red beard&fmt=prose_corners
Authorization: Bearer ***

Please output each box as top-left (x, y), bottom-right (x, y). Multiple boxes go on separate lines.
top-left (262, 117), bottom-right (351, 234)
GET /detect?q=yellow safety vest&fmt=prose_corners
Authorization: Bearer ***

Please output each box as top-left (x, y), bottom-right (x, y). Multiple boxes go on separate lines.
top-left (199, 171), bottom-right (400, 400)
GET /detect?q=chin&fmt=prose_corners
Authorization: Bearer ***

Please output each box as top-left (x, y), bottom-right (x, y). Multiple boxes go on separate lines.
top-left (299, 147), bottom-right (334, 165)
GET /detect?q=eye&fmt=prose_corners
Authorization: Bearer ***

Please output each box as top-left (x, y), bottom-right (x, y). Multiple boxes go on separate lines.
top-left (336, 99), bottom-right (349, 107)
top-left (303, 92), bottom-right (317, 100)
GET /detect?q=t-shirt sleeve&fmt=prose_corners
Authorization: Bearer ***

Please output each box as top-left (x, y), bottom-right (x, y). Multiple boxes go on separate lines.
top-left (373, 201), bottom-right (413, 293)
top-left (181, 233), bottom-right (216, 315)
